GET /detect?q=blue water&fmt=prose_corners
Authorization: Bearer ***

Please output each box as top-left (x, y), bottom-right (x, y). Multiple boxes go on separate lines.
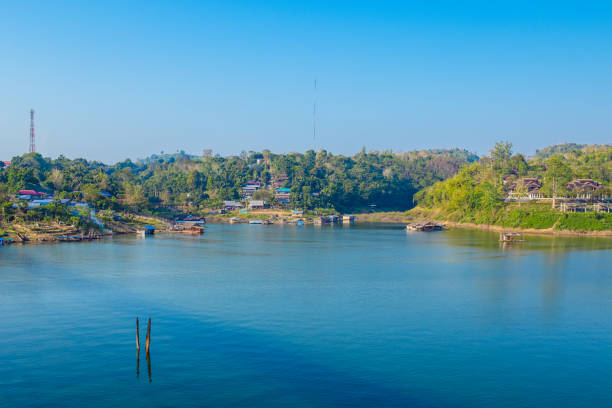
top-left (1, 224), bottom-right (611, 407)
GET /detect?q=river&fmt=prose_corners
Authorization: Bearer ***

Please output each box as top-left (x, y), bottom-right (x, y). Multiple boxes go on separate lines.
top-left (1, 224), bottom-right (611, 407)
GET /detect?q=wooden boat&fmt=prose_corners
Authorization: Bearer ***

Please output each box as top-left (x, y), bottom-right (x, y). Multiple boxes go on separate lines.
top-left (249, 219), bottom-right (264, 225)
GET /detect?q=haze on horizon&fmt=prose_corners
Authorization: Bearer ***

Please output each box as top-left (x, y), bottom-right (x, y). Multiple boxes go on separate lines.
top-left (1, 0), bottom-right (611, 163)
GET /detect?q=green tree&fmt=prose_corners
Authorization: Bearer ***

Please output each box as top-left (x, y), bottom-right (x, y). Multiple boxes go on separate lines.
top-left (82, 184), bottom-right (101, 204)
top-left (544, 155), bottom-right (572, 209)
top-left (123, 182), bottom-right (146, 209)
top-left (513, 179), bottom-right (529, 206)
top-left (490, 141), bottom-right (513, 173)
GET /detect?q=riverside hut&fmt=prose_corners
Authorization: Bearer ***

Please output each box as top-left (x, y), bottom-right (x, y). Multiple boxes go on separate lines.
top-left (342, 215), bottom-right (355, 223)
top-left (499, 232), bottom-right (523, 242)
top-left (137, 225), bottom-right (156, 237)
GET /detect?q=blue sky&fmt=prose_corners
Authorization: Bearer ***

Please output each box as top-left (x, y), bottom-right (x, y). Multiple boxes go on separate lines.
top-left (1, 0), bottom-right (611, 162)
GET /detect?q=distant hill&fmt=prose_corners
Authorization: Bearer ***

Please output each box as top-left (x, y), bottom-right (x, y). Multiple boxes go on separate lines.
top-left (533, 143), bottom-right (610, 159)
top-left (399, 148), bottom-right (479, 162)
top-left (137, 151), bottom-right (198, 164)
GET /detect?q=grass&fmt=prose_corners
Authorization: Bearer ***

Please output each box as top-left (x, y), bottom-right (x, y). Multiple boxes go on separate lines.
top-left (555, 212), bottom-right (612, 231)
top-left (496, 205), bottom-right (559, 229)
top-left (408, 203), bottom-right (612, 232)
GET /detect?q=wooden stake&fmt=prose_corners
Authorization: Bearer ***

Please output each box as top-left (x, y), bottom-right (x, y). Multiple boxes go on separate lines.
top-left (145, 318), bottom-right (151, 354)
top-left (136, 317), bottom-right (140, 351)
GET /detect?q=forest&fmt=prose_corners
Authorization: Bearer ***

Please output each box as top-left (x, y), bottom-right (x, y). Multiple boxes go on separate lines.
top-left (0, 148), bottom-right (477, 216)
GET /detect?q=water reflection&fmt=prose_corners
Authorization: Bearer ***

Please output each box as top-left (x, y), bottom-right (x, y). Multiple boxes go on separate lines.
top-left (146, 352), bottom-right (152, 383)
top-left (443, 227), bottom-right (612, 253)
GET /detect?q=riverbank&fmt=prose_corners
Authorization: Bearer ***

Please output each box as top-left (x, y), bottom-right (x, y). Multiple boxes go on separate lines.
top-left (0, 213), bottom-right (171, 244)
top-left (354, 207), bottom-right (612, 237)
top-left (205, 209), bottom-right (335, 224)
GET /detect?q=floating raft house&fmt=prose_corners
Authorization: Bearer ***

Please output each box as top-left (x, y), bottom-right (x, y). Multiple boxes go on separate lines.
top-left (499, 232), bottom-right (524, 242)
top-left (406, 222), bottom-right (445, 232)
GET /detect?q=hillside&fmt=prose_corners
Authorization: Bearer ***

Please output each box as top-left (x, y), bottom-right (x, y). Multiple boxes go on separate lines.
top-left (413, 142), bottom-right (612, 232)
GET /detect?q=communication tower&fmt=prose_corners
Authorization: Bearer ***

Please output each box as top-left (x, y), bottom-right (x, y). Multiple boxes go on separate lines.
top-left (29, 109), bottom-right (35, 153)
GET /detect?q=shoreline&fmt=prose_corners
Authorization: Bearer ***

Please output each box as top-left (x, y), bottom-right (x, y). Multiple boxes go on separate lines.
top-left (4, 210), bottom-right (611, 245)
top-left (0, 213), bottom-right (172, 245)
top-left (353, 211), bottom-right (612, 237)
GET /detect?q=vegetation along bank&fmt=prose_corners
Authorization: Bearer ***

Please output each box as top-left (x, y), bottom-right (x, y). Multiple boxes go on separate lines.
top-left (1, 143), bottom-right (610, 242)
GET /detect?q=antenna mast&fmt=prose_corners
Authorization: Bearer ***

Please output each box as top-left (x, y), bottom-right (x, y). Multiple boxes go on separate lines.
top-left (29, 109), bottom-right (36, 153)
top-left (313, 79), bottom-right (317, 150)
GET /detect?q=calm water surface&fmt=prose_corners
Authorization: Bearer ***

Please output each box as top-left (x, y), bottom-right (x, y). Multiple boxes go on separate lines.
top-left (1, 224), bottom-right (611, 407)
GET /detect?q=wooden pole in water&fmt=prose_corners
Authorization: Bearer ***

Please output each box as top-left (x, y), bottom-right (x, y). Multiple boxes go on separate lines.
top-left (145, 318), bottom-right (151, 354)
top-left (136, 317), bottom-right (140, 351)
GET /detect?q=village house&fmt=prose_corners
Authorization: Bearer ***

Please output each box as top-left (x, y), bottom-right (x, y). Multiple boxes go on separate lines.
top-left (566, 179), bottom-right (602, 199)
top-left (29, 198), bottom-right (54, 207)
top-left (17, 190), bottom-right (48, 200)
top-left (275, 188), bottom-right (291, 204)
top-left (507, 178), bottom-right (543, 199)
top-left (248, 200), bottom-right (266, 209)
top-left (272, 173), bottom-right (289, 189)
top-left (242, 181), bottom-right (261, 197)
top-left (223, 200), bottom-right (243, 210)
top-left (176, 215), bottom-right (206, 226)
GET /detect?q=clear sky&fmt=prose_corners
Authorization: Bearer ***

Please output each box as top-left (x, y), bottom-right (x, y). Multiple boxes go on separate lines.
top-left (1, 0), bottom-right (611, 163)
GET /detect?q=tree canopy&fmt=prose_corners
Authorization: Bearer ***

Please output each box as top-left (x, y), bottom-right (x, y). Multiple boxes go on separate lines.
top-left (0, 149), bottom-right (478, 214)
